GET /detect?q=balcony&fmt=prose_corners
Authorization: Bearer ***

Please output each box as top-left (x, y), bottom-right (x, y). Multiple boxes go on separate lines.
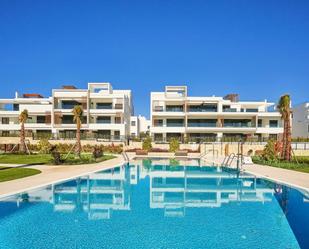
top-left (95, 103), bottom-right (113, 109)
top-left (223, 108), bottom-right (237, 112)
top-left (223, 123), bottom-right (254, 128)
top-left (153, 106), bottom-right (164, 112)
top-left (57, 100), bottom-right (87, 109)
top-left (166, 119), bottom-right (184, 127)
top-left (188, 119), bottom-right (217, 127)
top-left (188, 105), bottom-right (217, 112)
top-left (166, 106), bottom-right (184, 112)
top-left (188, 122), bottom-right (217, 127)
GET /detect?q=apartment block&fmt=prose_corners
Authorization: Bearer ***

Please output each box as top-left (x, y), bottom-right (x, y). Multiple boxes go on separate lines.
top-left (130, 115), bottom-right (151, 137)
top-left (150, 86), bottom-right (283, 142)
top-left (292, 102), bottom-right (309, 138)
top-left (0, 83), bottom-right (133, 141)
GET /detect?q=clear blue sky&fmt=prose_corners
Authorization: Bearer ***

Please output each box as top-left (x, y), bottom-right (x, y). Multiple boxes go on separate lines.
top-left (0, 0), bottom-right (308, 118)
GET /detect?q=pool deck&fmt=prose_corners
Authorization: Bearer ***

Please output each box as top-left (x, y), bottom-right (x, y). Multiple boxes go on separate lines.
top-left (203, 155), bottom-right (309, 193)
top-left (0, 155), bottom-right (125, 199)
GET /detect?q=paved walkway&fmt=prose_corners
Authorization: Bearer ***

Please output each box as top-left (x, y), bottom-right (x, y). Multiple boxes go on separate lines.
top-left (0, 156), bottom-right (125, 198)
top-left (203, 155), bottom-right (309, 192)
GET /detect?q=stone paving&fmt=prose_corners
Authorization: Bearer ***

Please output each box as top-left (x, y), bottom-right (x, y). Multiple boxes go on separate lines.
top-left (0, 155), bottom-right (125, 198)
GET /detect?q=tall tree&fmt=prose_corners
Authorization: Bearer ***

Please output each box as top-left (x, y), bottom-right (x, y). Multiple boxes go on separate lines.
top-left (19, 109), bottom-right (29, 153)
top-left (72, 105), bottom-right (83, 157)
top-left (277, 94), bottom-right (292, 161)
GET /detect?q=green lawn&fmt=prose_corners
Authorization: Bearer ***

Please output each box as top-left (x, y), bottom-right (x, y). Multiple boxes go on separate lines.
top-left (0, 154), bottom-right (52, 164)
top-left (0, 153), bottom-right (115, 165)
top-left (252, 156), bottom-right (309, 173)
top-left (0, 166), bottom-right (41, 182)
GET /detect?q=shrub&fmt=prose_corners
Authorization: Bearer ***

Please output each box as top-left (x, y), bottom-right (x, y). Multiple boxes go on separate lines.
top-left (169, 138), bottom-right (180, 152)
top-left (255, 150), bottom-right (264, 156)
top-left (262, 140), bottom-right (280, 162)
top-left (55, 143), bottom-right (72, 154)
top-left (102, 143), bottom-right (123, 154)
top-left (142, 136), bottom-right (152, 151)
top-left (92, 146), bottom-right (103, 161)
top-left (37, 139), bottom-right (52, 154)
top-left (50, 145), bottom-right (61, 165)
top-left (83, 144), bottom-right (93, 153)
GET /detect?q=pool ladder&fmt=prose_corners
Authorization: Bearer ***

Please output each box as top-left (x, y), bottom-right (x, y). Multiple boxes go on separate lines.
top-left (221, 153), bottom-right (243, 170)
top-left (122, 152), bottom-right (130, 163)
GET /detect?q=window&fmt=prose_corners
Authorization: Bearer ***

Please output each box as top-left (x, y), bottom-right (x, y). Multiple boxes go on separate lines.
top-left (166, 119), bottom-right (184, 127)
top-left (166, 105), bottom-right (183, 112)
top-left (37, 116), bottom-right (46, 124)
top-left (269, 120), bottom-right (278, 128)
top-left (188, 119), bottom-right (217, 127)
top-left (96, 103), bottom-right (112, 109)
top-left (13, 104), bottom-right (19, 111)
top-left (246, 108), bottom-right (258, 112)
top-left (115, 104), bottom-right (123, 109)
top-left (223, 106), bottom-right (237, 112)
top-left (131, 121), bottom-right (136, 126)
top-left (154, 133), bottom-right (163, 142)
top-left (115, 117), bottom-right (121, 124)
top-left (61, 100), bottom-right (80, 109)
top-left (258, 119), bottom-right (262, 127)
top-left (97, 116), bottom-right (111, 124)
top-left (189, 104), bottom-right (217, 112)
top-left (2, 118), bottom-right (9, 124)
top-left (154, 119), bottom-right (163, 127)
top-left (1, 131), bottom-right (9, 136)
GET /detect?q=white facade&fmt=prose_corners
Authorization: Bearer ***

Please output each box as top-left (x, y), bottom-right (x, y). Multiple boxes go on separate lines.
top-left (0, 83), bottom-right (133, 141)
top-left (292, 103), bottom-right (309, 138)
top-left (130, 115), bottom-right (150, 137)
top-left (150, 86), bottom-right (283, 142)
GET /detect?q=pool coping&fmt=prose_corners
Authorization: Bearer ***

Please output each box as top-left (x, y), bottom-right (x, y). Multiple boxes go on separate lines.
top-left (0, 157), bottom-right (126, 200)
top-left (202, 156), bottom-right (309, 194)
top-left (1, 155), bottom-right (309, 200)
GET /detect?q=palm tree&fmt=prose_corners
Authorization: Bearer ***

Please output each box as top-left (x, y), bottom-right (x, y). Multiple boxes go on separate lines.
top-left (277, 94), bottom-right (292, 161)
top-left (19, 109), bottom-right (29, 153)
top-left (72, 105), bottom-right (83, 157)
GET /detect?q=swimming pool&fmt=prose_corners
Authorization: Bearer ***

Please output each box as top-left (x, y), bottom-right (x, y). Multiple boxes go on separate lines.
top-left (0, 158), bottom-right (308, 249)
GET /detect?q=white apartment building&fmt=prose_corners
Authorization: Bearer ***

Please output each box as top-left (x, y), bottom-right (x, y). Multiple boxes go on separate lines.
top-left (130, 115), bottom-right (151, 137)
top-left (0, 83), bottom-right (133, 141)
top-left (150, 86), bottom-right (283, 142)
top-left (292, 102), bottom-right (309, 138)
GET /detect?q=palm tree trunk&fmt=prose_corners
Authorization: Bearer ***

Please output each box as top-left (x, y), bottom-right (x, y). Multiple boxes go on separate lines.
top-left (76, 121), bottom-right (81, 157)
top-left (20, 122), bottom-right (26, 153)
top-left (281, 120), bottom-right (287, 159)
top-left (285, 117), bottom-right (292, 161)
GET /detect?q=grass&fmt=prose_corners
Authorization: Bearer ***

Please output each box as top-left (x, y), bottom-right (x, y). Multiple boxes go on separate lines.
top-left (252, 156), bottom-right (309, 173)
top-left (0, 154), bottom-right (52, 164)
top-left (60, 154), bottom-right (115, 165)
top-left (0, 153), bottom-right (116, 165)
top-left (0, 166), bottom-right (41, 182)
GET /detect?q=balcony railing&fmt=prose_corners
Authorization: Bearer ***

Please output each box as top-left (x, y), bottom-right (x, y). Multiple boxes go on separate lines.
top-left (223, 123), bottom-right (254, 128)
top-left (223, 108), bottom-right (237, 112)
top-left (188, 123), bottom-right (217, 127)
top-left (166, 107), bottom-right (184, 112)
top-left (153, 106), bottom-right (164, 112)
top-left (166, 123), bottom-right (184, 127)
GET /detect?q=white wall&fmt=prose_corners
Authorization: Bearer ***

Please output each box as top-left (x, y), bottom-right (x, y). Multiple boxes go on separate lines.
top-left (292, 103), bottom-right (309, 138)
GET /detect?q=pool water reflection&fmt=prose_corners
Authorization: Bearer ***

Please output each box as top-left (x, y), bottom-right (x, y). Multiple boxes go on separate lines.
top-left (0, 158), bottom-right (308, 249)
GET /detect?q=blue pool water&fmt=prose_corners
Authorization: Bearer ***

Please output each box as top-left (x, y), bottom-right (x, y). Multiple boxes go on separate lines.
top-left (0, 158), bottom-right (309, 249)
